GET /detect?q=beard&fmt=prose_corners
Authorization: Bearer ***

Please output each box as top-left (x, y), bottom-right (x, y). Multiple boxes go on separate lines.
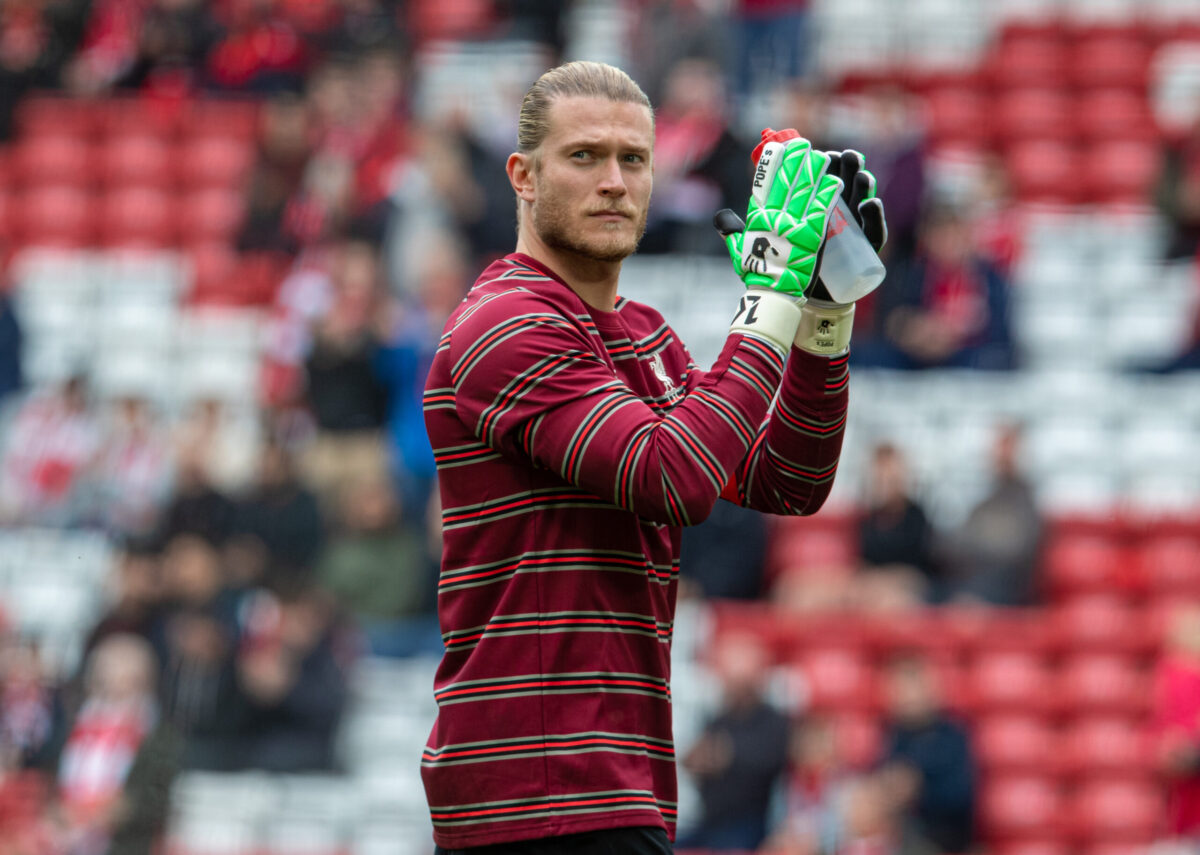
top-left (531, 186), bottom-right (648, 264)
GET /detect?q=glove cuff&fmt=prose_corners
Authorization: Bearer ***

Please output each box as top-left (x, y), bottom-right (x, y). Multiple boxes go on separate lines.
top-left (795, 299), bottom-right (854, 356)
top-left (729, 288), bottom-right (804, 353)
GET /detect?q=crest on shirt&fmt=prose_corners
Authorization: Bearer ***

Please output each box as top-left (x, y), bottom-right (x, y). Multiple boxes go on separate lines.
top-left (650, 353), bottom-right (677, 395)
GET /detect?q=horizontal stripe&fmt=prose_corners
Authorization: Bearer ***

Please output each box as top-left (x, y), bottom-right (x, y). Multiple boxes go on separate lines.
top-left (434, 671), bottom-right (671, 706)
top-left (421, 731), bottom-right (675, 767)
top-left (430, 788), bottom-right (677, 828)
top-left (438, 549), bottom-right (675, 593)
top-left (443, 611), bottom-right (672, 650)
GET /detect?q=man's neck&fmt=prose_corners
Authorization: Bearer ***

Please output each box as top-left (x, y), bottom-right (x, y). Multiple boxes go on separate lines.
top-left (515, 231), bottom-right (621, 313)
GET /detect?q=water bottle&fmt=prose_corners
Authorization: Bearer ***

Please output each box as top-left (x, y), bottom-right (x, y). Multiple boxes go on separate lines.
top-left (817, 196), bottom-right (887, 304)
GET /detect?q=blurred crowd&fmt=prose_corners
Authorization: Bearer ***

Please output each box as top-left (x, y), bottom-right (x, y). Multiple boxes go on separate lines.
top-left (0, 0), bottom-right (1199, 854)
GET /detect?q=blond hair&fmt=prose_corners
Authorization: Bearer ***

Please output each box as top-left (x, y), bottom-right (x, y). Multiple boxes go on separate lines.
top-left (517, 61), bottom-right (653, 158)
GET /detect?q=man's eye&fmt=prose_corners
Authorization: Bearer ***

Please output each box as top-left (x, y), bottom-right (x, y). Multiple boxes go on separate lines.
top-left (623, 154), bottom-right (645, 163)
top-left (571, 151), bottom-right (591, 160)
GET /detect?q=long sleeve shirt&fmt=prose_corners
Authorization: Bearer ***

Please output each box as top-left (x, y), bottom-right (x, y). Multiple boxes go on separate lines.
top-left (420, 253), bottom-right (848, 848)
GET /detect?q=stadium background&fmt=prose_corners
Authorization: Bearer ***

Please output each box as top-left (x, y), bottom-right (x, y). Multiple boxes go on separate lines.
top-left (2, 0), bottom-right (1200, 853)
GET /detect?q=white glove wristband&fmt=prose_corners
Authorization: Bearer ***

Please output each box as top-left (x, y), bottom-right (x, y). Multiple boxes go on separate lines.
top-left (795, 299), bottom-right (854, 356)
top-left (728, 288), bottom-right (804, 353)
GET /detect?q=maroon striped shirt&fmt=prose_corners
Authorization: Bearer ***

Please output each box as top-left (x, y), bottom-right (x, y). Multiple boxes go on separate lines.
top-left (421, 253), bottom-right (848, 848)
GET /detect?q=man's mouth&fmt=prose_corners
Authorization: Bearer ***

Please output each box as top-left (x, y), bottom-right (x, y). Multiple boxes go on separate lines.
top-left (589, 210), bottom-right (632, 221)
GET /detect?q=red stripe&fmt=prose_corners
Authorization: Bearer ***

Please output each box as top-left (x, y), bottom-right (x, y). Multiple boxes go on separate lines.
top-left (664, 421), bottom-right (722, 487)
top-left (775, 407), bottom-right (846, 434)
top-left (438, 678), bottom-right (669, 700)
top-left (424, 737), bottom-right (675, 761)
top-left (436, 448), bottom-right (495, 462)
top-left (566, 396), bottom-right (623, 478)
top-left (431, 794), bottom-right (660, 820)
top-left (442, 492), bottom-right (596, 524)
top-left (730, 362), bottom-right (772, 397)
top-left (447, 617), bottom-right (660, 645)
top-left (479, 352), bottom-right (573, 438)
top-left (693, 390), bottom-right (753, 445)
top-left (453, 317), bottom-right (535, 384)
top-left (439, 553), bottom-right (647, 587)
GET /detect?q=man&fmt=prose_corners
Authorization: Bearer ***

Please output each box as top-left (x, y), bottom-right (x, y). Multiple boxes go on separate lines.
top-left (421, 60), bottom-right (887, 854)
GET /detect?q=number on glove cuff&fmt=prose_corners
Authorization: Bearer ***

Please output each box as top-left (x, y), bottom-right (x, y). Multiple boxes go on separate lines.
top-left (732, 294), bottom-right (762, 326)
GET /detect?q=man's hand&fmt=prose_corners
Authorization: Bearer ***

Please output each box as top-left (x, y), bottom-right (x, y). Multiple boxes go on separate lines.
top-left (718, 130), bottom-right (843, 300)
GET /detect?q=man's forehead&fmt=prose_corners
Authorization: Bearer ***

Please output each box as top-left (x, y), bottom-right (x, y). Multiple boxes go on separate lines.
top-left (543, 95), bottom-right (654, 146)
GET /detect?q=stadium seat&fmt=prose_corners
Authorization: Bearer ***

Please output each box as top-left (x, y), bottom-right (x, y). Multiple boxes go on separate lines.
top-left (994, 88), bottom-right (1076, 143)
top-left (14, 135), bottom-right (93, 188)
top-left (1042, 533), bottom-right (1126, 599)
top-left (181, 99), bottom-right (261, 142)
top-left (1006, 140), bottom-right (1082, 204)
top-left (96, 187), bottom-right (175, 248)
top-left (1066, 778), bottom-right (1163, 844)
top-left (15, 185), bottom-right (95, 247)
top-left (1051, 596), bottom-right (1152, 656)
top-left (1138, 532), bottom-right (1200, 596)
top-left (974, 714), bottom-right (1059, 774)
top-left (921, 87), bottom-right (993, 148)
top-left (99, 97), bottom-right (185, 139)
top-left (1067, 34), bottom-right (1152, 90)
top-left (833, 711), bottom-right (884, 770)
top-left (97, 134), bottom-right (174, 189)
top-left (985, 36), bottom-right (1069, 88)
top-left (793, 646), bottom-right (879, 713)
top-left (980, 775), bottom-right (1065, 842)
top-left (177, 136), bottom-right (255, 189)
top-left (1059, 654), bottom-right (1151, 717)
top-left (1075, 89), bottom-right (1158, 142)
top-left (178, 187), bottom-right (246, 243)
top-left (1060, 715), bottom-right (1154, 778)
top-left (993, 842), bottom-right (1071, 855)
top-left (1081, 139), bottom-right (1160, 205)
top-left (968, 651), bottom-right (1055, 715)
top-left (15, 95), bottom-right (98, 139)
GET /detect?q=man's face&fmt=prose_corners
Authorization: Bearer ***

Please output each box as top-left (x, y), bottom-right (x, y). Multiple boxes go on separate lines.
top-left (527, 95), bottom-right (653, 263)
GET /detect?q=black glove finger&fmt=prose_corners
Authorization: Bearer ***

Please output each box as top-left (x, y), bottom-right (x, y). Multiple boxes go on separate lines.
top-left (858, 197), bottom-right (888, 252)
top-left (851, 171), bottom-right (876, 217)
top-left (838, 150), bottom-right (862, 203)
top-left (713, 208), bottom-right (746, 237)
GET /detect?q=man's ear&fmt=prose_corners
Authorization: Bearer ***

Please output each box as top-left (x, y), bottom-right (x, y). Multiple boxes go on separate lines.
top-left (507, 152), bottom-right (536, 204)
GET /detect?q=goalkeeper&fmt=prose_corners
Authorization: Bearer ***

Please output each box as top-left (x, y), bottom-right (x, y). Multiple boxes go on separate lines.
top-left (421, 61), bottom-right (888, 855)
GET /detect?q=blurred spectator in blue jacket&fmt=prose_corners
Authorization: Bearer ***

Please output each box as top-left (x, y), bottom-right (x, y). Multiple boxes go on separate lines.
top-left (855, 202), bottom-right (1015, 371)
top-left (0, 281), bottom-right (22, 405)
top-left (880, 654), bottom-right (976, 854)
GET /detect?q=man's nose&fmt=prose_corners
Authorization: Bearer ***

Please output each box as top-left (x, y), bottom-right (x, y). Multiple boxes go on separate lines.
top-left (596, 157), bottom-right (627, 196)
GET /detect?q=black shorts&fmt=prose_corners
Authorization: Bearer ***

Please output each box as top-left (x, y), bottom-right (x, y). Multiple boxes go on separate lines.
top-left (434, 826), bottom-right (673, 855)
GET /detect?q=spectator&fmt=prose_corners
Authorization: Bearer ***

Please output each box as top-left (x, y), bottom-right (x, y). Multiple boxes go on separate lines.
top-left (679, 499), bottom-right (769, 599)
top-left (0, 278), bottom-right (23, 405)
top-left (1156, 112), bottom-right (1200, 262)
top-left (173, 396), bottom-right (261, 497)
top-left (641, 56), bottom-right (751, 255)
top-left (157, 534), bottom-right (242, 771)
top-left (239, 93), bottom-right (315, 256)
top-left (768, 716), bottom-right (857, 855)
top-left (91, 395), bottom-right (175, 537)
top-left (235, 439), bottom-right (325, 581)
top-left (734, 0), bottom-right (812, 103)
top-left (0, 635), bottom-right (58, 773)
top-left (855, 201), bottom-right (1015, 371)
top-left (1153, 601), bottom-right (1200, 844)
top-left (374, 232), bottom-right (469, 518)
top-left (857, 443), bottom-right (940, 609)
top-left (50, 634), bottom-right (181, 855)
top-left (856, 85), bottom-right (926, 266)
top-left (317, 474), bottom-right (437, 657)
top-left (234, 581), bottom-right (350, 772)
top-left (299, 237), bottom-right (390, 504)
top-left (157, 447), bottom-right (236, 547)
top-left (80, 536), bottom-right (168, 667)
top-left (681, 633), bottom-right (790, 850)
top-left (0, 373), bottom-right (101, 526)
top-left (204, 0), bottom-right (308, 94)
top-left (880, 654), bottom-right (976, 854)
top-left (943, 423), bottom-right (1042, 606)
top-left (0, 0), bottom-right (89, 139)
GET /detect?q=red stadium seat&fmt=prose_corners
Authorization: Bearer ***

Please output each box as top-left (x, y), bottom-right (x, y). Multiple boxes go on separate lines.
top-left (969, 651), bottom-right (1055, 715)
top-left (96, 134), bottom-right (173, 189)
top-left (1051, 595), bottom-right (1152, 656)
top-left (980, 775), bottom-right (1065, 842)
top-left (832, 711), bottom-right (883, 770)
top-left (181, 99), bottom-right (261, 142)
top-left (1067, 35), bottom-right (1152, 91)
top-left (177, 187), bottom-right (246, 243)
top-left (793, 647), bottom-right (878, 713)
top-left (13, 135), bottom-right (93, 188)
top-left (921, 87), bottom-right (992, 148)
top-left (1042, 533), bottom-right (1127, 599)
top-left (1059, 654), bottom-right (1151, 718)
top-left (177, 136), bottom-right (255, 189)
top-left (1006, 141), bottom-right (1081, 204)
top-left (98, 97), bottom-right (184, 139)
top-left (986, 36), bottom-right (1069, 89)
top-left (1075, 90), bottom-right (1158, 143)
top-left (15, 95), bottom-right (99, 139)
top-left (994, 88), bottom-right (1076, 143)
top-left (1139, 533), bottom-right (1200, 597)
top-left (96, 187), bottom-right (175, 248)
top-left (14, 185), bottom-right (95, 247)
top-left (994, 842), bottom-right (1071, 855)
top-left (1061, 716), bottom-right (1154, 778)
top-left (1081, 140), bottom-right (1160, 206)
top-left (1067, 778), bottom-right (1163, 844)
top-left (974, 715), bottom-right (1058, 774)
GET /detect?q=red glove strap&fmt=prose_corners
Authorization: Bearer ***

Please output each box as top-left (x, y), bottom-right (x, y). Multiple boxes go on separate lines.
top-left (750, 127), bottom-right (803, 166)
